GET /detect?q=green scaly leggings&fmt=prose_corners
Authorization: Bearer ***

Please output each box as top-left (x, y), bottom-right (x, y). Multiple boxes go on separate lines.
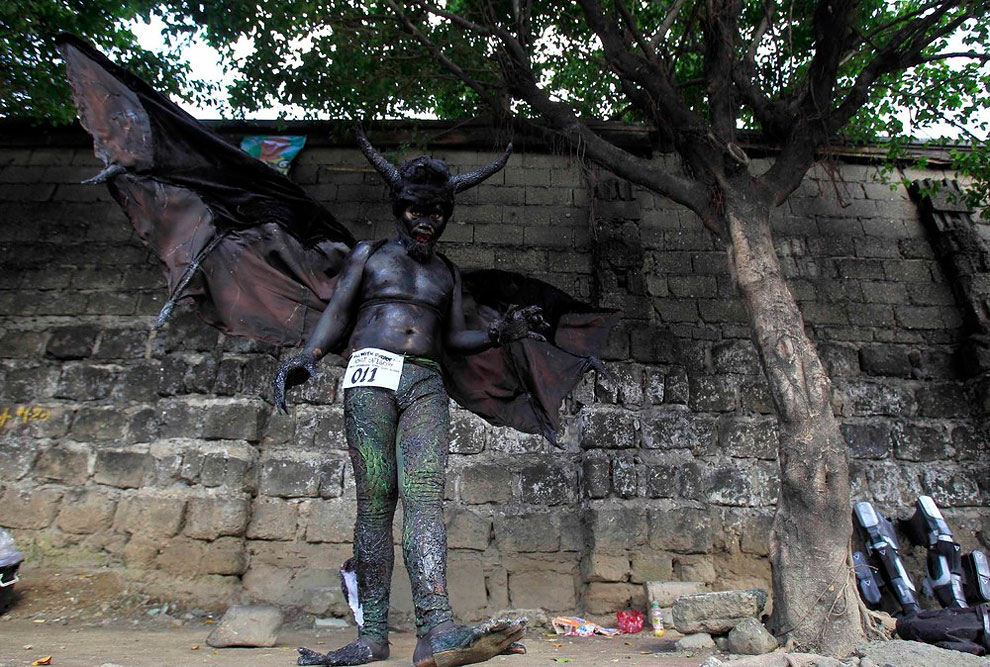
top-left (344, 359), bottom-right (454, 643)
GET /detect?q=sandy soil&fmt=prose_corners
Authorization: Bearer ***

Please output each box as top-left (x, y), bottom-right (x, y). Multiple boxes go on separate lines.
top-left (0, 567), bottom-right (712, 667)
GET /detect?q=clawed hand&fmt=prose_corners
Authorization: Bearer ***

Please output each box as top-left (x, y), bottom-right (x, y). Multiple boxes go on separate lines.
top-left (272, 351), bottom-right (320, 413)
top-left (489, 305), bottom-right (549, 344)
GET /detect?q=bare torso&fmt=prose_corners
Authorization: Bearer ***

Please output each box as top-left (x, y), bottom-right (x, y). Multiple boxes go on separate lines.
top-left (346, 239), bottom-right (454, 361)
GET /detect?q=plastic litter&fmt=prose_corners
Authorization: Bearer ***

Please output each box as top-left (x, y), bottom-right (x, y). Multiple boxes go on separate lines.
top-left (649, 601), bottom-right (666, 637)
top-left (616, 608), bottom-right (644, 634)
top-left (551, 616), bottom-right (620, 637)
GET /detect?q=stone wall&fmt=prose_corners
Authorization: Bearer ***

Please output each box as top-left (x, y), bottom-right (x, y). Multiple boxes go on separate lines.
top-left (0, 124), bottom-right (987, 625)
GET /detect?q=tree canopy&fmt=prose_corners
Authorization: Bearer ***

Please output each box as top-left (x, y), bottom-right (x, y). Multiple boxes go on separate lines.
top-left (10, 1), bottom-right (987, 207)
top-left (0, 0), bottom-right (213, 122)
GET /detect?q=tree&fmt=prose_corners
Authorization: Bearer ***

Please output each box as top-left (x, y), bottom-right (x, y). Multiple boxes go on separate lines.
top-left (175, 0), bottom-right (985, 654)
top-left (25, 0), bottom-right (990, 655)
top-left (0, 0), bottom-right (212, 122)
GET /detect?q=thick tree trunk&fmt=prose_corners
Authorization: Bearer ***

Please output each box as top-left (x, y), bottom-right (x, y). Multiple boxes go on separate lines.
top-left (722, 188), bottom-right (863, 655)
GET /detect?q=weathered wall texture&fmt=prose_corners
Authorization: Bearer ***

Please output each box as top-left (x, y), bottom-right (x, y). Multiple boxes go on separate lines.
top-left (0, 125), bottom-right (987, 625)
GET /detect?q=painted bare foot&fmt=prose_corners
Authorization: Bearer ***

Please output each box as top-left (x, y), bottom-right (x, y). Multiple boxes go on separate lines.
top-left (413, 617), bottom-right (527, 667)
top-left (297, 637), bottom-right (389, 666)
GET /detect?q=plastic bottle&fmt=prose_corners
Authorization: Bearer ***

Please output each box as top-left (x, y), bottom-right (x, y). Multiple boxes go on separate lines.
top-left (649, 601), bottom-right (665, 637)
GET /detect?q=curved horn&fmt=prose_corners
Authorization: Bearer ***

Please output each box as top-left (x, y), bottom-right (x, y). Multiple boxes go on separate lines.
top-left (355, 125), bottom-right (401, 189)
top-left (450, 143), bottom-right (513, 193)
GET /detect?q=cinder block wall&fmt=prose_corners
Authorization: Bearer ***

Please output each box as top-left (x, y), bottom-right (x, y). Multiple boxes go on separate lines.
top-left (0, 124), bottom-right (987, 624)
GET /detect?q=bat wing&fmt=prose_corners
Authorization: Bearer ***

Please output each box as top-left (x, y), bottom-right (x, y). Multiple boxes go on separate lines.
top-left (443, 269), bottom-right (620, 443)
top-left (56, 34), bottom-right (355, 346)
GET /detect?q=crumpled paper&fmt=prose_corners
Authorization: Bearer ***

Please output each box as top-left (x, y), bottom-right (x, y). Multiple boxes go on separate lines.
top-left (551, 616), bottom-right (620, 637)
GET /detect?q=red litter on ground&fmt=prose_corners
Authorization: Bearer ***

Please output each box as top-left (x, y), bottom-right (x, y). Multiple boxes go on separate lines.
top-left (616, 609), bottom-right (644, 634)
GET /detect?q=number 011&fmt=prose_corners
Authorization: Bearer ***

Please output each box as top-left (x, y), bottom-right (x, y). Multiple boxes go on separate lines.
top-left (350, 367), bottom-right (378, 384)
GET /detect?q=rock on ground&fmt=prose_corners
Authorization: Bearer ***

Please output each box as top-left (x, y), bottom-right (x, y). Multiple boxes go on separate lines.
top-left (206, 604), bottom-right (284, 648)
top-left (672, 589), bottom-right (768, 634)
top-left (700, 654), bottom-right (846, 666)
top-left (701, 638), bottom-right (990, 666)
top-left (855, 639), bottom-right (990, 667)
top-left (726, 617), bottom-right (778, 655)
top-left (675, 632), bottom-right (716, 650)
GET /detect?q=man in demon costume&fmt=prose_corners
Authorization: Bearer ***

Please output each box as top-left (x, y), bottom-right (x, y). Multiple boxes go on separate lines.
top-left (58, 34), bottom-right (615, 667)
top-left (274, 132), bottom-right (539, 667)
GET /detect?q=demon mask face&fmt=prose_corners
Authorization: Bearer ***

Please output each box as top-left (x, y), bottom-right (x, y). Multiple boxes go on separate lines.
top-left (399, 203), bottom-right (447, 262)
top-left (356, 127), bottom-right (511, 262)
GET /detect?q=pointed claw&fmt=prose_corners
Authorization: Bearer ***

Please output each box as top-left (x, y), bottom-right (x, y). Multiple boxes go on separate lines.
top-left (81, 163), bottom-right (126, 185)
top-left (501, 641), bottom-right (526, 655)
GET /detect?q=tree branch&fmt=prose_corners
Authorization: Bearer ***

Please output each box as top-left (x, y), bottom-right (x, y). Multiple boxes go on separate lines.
top-left (915, 51), bottom-right (990, 63)
top-left (652, 0), bottom-right (688, 49)
top-left (383, 0), bottom-right (504, 112)
top-left (615, 0), bottom-right (659, 64)
top-left (703, 0), bottom-right (742, 140)
top-left (575, 0), bottom-right (704, 137)
top-left (508, 69), bottom-right (710, 212)
top-left (401, 0), bottom-right (708, 211)
top-left (831, 4), bottom-right (969, 130)
top-left (761, 1), bottom-right (976, 204)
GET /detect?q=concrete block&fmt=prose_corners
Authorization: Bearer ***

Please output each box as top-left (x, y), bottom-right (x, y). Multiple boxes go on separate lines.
top-left (114, 494), bottom-right (186, 537)
top-left (184, 496), bottom-right (251, 540)
top-left (719, 417), bottom-right (778, 459)
top-left (304, 499), bottom-right (356, 543)
top-left (70, 406), bottom-right (128, 442)
top-left (55, 363), bottom-right (116, 401)
top-left (0, 485), bottom-right (63, 529)
top-left (93, 450), bottom-right (152, 488)
top-left (671, 589), bottom-right (768, 634)
top-left (688, 375), bottom-right (738, 412)
top-left (259, 456), bottom-right (324, 498)
top-left (578, 407), bottom-right (639, 449)
top-left (494, 513), bottom-right (559, 553)
top-left (457, 463), bottom-right (513, 504)
top-left (584, 551), bottom-right (629, 582)
top-left (56, 488), bottom-right (116, 534)
top-left (446, 508), bottom-right (491, 550)
top-left (640, 407), bottom-right (697, 450)
top-left (519, 462), bottom-right (576, 505)
top-left (648, 508), bottom-right (713, 554)
top-left (630, 554), bottom-right (674, 584)
top-left (611, 455), bottom-right (638, 498)
top-left (33, 445), bottom-right (90, 484)
top-left (584, 582), bottom-right (646, 614)
top-left (201, 537), bottom-right (248, 575)
top-left (449, 410), bottom-right (489, 455)
top-left (841, 421), bottom-right (893, 460)
top-left (246, 500), bottom-right (298, 541)
top-left (47, 328), bottom-right (105, 362)
top-left (921, 466), bottom-right (980, 507)
top-left (507, 570), bottom-right (575, 611)
top-left (448, 552), bottom-right (488, 614)
top-left (588, 507), bottom-right (647, 553)
top-left (201, 401), bottom-right (265, 441)
top-left (645, 580), bottom-right (705, 607)
top-left (0, 436), bottom-right (38, 481)
top-left (155, 537), bottom-right (206, 574)
top-left (582, 457), bottom-right (611, 499)
top-left (200, 452), bottom-right (256, 491)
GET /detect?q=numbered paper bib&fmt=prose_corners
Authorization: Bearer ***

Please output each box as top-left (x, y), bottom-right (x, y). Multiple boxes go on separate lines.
top-left (342, 348), bottom-right (404, 391)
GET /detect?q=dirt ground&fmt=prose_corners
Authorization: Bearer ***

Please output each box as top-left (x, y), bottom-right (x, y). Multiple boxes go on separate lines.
top-left (0, 567), bottom-right (713, 667)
